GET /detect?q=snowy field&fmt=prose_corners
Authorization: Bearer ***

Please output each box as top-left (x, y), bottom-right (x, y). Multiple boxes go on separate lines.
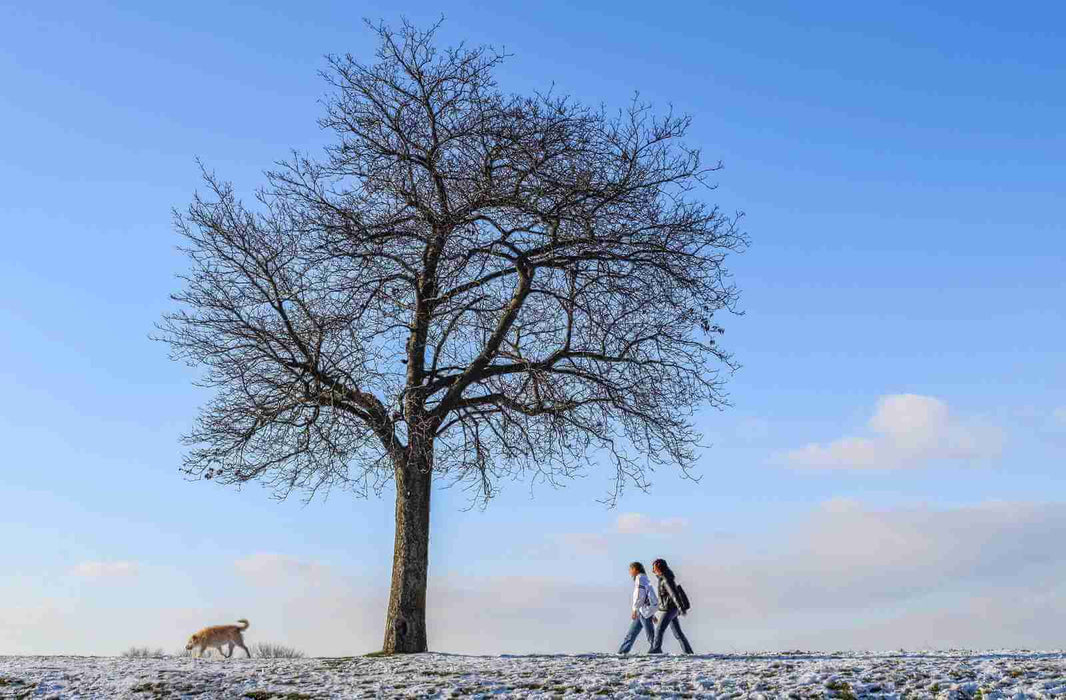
top-left (2, 651), bottom-right (1065, 698)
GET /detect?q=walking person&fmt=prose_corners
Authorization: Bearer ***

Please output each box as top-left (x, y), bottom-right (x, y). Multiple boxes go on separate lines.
top-left (617, 561), bottom-right (658, 654)
top-left (648, 558), bottom-right (694, 654)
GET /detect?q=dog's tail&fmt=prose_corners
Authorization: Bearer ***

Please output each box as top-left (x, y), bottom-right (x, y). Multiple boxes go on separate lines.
top-left (236, 619), bottom-right (249, 630)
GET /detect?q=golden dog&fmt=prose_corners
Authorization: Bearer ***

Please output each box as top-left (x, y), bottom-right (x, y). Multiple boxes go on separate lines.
top-left (185, 619), bottom-right (251, 658)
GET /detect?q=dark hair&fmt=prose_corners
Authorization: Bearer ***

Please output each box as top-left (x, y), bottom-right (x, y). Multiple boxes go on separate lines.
top-left (629, 561), bottom-right (645, 575)
top-left (652, 558), bottom-right (675, 581)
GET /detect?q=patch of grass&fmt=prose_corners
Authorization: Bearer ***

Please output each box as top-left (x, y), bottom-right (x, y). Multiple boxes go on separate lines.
top-left (130, 681), bottom-right (170, 698)
top-left (252, 642), bottom-right (305, 659)
top-left (318, 656), bottom-right (357, 671)
top-left (122, 646), bottom-right (167, 659)
top-left (363, 650), bottom-right (391, 658)
top-left (826, 679), bottom-right (858, 700)
top-left (0, 676), bottom-right (29, 699)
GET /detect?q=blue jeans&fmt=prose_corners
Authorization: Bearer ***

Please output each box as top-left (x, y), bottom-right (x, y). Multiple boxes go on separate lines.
top-left (617, 615), bottom-right (655, 654)
top-left (649, 608), bottom-right (694, 654)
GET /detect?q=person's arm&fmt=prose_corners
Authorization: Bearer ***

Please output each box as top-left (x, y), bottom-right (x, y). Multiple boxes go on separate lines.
top-left (643, 579), bottom-right (660, 622)
top-left (663, 577), bottom-right (686, 616)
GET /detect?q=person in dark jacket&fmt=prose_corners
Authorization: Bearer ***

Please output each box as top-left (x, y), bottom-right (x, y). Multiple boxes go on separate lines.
top-left (648, 558), bottom-right (694, 654)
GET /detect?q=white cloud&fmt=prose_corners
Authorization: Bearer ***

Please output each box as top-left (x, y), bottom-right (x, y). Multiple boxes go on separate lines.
top-left (233, 553), bottom-right (329, 582)
top-left (71, 561), bottom-right (138, 579)
top-left (615, 512), bottom-right (649, 533)
top-left (679, 498), bottom-right (1066, 650)
top-left (868, 393), bottom-right (949, 446)
top-left (786, 394), bottom-right (1003, 470)
top-left (557, 532), bottom-right (610, 553)
top-left (658, 517), bottom-right (688, 533)
top-left (818, 496), bottom-right (863, 514)
top-left (614, 512), bottom-right (688, 534)
top-left (787, 436), bottom-right (880, 469)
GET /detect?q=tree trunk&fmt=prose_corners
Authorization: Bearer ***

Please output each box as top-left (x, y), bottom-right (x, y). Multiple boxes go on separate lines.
top-left (382, 444), bottom-right (432, 653)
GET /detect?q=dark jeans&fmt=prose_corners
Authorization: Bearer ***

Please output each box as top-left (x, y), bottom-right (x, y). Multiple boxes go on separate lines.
top-left (617, 615), bottom-right (655, 654)
top-left (648, 607), bottom-right (694, 654)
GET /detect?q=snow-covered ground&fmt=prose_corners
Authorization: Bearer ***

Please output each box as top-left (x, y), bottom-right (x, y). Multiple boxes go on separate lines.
top-left (2, 650), bottom-right (1065, 698)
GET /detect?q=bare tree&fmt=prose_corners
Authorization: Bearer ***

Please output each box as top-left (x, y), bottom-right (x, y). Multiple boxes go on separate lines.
top-left (158, 20), bottom-right (746, 654)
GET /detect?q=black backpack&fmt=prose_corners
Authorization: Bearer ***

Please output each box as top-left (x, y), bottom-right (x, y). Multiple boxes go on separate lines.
top-left (674, 583), bottom-right (692, 613)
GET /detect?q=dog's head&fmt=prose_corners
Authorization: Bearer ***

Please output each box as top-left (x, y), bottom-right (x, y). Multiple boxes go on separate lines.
top-left (185, 633), bottom-right (200, 651)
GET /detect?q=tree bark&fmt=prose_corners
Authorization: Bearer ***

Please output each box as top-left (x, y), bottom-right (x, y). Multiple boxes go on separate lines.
top-left (382, 444), bottom-right (432, 653)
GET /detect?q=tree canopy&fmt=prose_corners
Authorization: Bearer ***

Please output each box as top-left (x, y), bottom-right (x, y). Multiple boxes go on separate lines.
top-left (160, 20), bottom-right (745, 508)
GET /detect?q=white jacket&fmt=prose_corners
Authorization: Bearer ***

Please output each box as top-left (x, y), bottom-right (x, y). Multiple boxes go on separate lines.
top-left (632, 573), bottom-right (658, 618)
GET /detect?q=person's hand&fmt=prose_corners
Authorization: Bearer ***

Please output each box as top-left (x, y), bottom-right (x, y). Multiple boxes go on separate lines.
top-left (631, 611), bottom-right (638, 620)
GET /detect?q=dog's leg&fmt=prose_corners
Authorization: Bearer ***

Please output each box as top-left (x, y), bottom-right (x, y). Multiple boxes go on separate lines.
top-left (238, 640), bottom-right (251, 658)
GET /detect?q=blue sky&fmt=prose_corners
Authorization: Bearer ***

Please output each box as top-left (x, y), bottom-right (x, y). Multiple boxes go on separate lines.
top-left (1, 1), bottom-right (1063, 655)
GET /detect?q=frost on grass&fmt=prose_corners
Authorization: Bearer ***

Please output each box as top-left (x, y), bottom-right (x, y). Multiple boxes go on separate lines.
top-left (119, 646), bottom-right (167, 659)
top-left (252, 642), bottom-right (306, 659)
top-left (1, 650), bottom-right (1065, 698)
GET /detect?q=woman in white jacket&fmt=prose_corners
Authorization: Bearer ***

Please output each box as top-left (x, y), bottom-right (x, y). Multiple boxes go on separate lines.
top-left (617, 561), bottom-right (658, 654)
